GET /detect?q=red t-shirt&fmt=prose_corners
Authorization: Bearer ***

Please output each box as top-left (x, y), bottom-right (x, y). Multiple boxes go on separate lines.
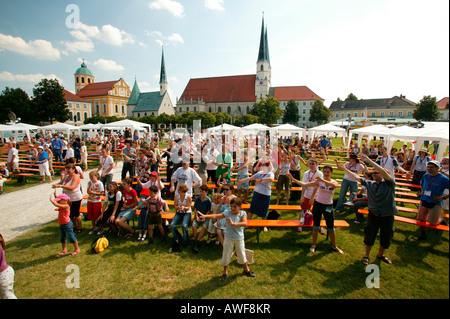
top-left (122, 188), bottom-right (137, 206)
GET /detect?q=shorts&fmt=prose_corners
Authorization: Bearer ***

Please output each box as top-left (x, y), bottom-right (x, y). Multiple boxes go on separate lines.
top-left (119, 208), bottom-right (136, 220)
top-left (147, 210), bottom-right (163, 226)
top-left (193, 216), bottom-right (209, 228)
top-left (364, 211), bottom-right (394, 249)
top-left (418, 201), bottom-right (442, 226)
top-left (70, 200), bottom-right (82, 219)
top-left (276, 174), bottom-right (291, 191)
top-left (87, 201), bottom-right (102, 221)
top-left (301, 197), bottom-right (313, 211)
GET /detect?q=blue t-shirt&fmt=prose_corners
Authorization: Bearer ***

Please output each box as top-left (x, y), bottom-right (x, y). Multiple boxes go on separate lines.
top-left (194, 196), bottom-right (212, 215)
top-left (38, 151), bottom-right (49, 164)
top-left (223, 209), bottom-right (247, 241)
top-left (420, 173), bottom-right (449, 205)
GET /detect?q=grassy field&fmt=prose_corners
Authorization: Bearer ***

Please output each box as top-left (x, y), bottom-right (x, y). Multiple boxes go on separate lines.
top-left (2, 139), bottom-right (449, 300)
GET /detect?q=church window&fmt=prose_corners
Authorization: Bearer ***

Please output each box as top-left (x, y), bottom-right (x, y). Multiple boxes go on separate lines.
top-left (88, 78), bottom-right (91, 84)
top-left (76, 77), bottom-right (79, 83)
top-left (218, 107), bottom-right (222, 112)
top-left (261, 65), bottom-right (264, 71)
top-left (122, 105), bottom-right (125, 114)
top-left (209, 107), bottom-right (212, 112)
top-left (103, 104), bottom-right (106, 114)
top-left (115, 105), bottom-right (118, 113)
top-left (227, 106), bottom-right (231, 114)
top-left (84, 112), bottom-right (88, 120)
top-left (81, 77), bottom-right (85, 84)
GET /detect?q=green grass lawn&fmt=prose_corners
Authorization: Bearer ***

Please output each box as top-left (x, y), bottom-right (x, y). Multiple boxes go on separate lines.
top-left (3, 139), bottom-right (449, 299)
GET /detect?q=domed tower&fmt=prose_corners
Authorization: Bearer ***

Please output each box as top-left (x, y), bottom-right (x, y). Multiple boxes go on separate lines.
top-left (74, 59), bottom-right (95, 93)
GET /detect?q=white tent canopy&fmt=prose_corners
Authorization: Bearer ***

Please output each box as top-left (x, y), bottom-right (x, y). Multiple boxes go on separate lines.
top-left (308, 123), bottom-right (347, 140)
top-left (101, 119), bottom-right (151, 132)
top-left (43, 122), bottom-right (81, 136)
top-left (206, 124), bottom-right (240, 136)
top-left (241, 123), bottom-right (270, 136)
top-left (269, 124), bottom-right (306, 138)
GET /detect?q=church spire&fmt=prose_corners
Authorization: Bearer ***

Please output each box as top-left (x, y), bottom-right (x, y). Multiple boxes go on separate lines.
top-left (257, 13), bottom-right (270, 64)
top-left (160, 46), bottom-right (168, 96)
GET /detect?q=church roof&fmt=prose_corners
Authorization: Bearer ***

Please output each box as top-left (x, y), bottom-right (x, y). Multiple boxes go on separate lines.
top-left (179, 75), bottom-right (257, 104)
top-left (133, 91), bottom-right (166, 113)
top-left (257, 15), bottom-right (271, 66)
top-left (127, 80), bottom-right (141, 105)
top-left (63, 89), bottom-right (88, 103)
top-left (77, 80), bottom-right (118, 97)
top-left (75, 61), bottom-right (93, 76)
top-left (270, 86), bottom-right (323, 102)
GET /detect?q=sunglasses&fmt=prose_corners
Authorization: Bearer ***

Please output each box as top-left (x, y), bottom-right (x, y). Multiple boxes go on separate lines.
top-left (223, 188), bottom-right (230, 191)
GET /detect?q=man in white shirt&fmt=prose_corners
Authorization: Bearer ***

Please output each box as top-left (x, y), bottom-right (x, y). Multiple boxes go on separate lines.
top-left (376, 146), bottom-right (408, 179)
top-left (7, 142), bottom-right (19, 172)
top-left (97, 148), bottom-right (114, 189)
top-left (170, 160), bottom-right (202, 197)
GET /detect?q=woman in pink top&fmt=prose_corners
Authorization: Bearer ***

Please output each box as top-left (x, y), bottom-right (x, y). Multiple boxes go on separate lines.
top-left (50, 192), bottom-right (80, 257)
top-left (289, 165), bottom-right (344, 255)
top-left (0, 233), bottom-right (17, 299)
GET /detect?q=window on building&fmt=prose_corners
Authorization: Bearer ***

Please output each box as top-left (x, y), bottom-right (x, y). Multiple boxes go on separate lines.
top-left (371, 112), bottom-right (376, 117)
top-left (227, 106), bottom-right (231, 114)
top-left (76, 77), bottom-right (79, 83)
top-left (81, 77), bottom-right (85, 84)
top-left (103, 104), bottom-right (106, 114)
top-left (84, 112), bottom-right (88, 121)
top-left (77, 112), bottom-right (81, 121)
top-left (87, 78), bottom-right (91, 84)
top-left (122, 105), bottom-right (125, 114)
top-left (407, 111), bottom-right (412, 117)
top-left (76, 103), bottom-right (80, 108)
top-left (398, 111), bottom-right (403, 117)
top-left (261, 65), bottom-right (264, 71)
top-left (303, 109), bottom-right (306, 114)
top-left (218, 107), bottom-right (222, 113)
top-left (389, 111), bottom-right (394, 117)
top-left (96, 105), bottom-right (99, 114)
top-left (380, 112), bottom-right (385, 117)
top-left (115, 105), bottom-right (118, 113)
top-left (354, 112), bottom-right (358, 117)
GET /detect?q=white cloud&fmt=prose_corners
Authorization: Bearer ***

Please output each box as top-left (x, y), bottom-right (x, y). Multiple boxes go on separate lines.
top-left (204, 0), bottom-right (225, 11)
top-left (63, 22), bottom-right (134, 53)
top-left (148, 30), bottom-right (184, 46)
top-left (0, 71), bottom-right (61, 83)
top-left (99, 24), bottom-right (134, 46)
top-left (138, 81), bottom-right (158, 92)
top-left (0, 33), bottom-right (60, 60)
top-left (93, 59), bottom-right (125, 72)
top-left (167, 33), bottom-right (184, 45)
top-left (148, 0), bottom-right (184, 18)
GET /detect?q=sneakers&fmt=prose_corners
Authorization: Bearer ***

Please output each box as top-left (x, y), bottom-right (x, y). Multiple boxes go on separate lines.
top-left (344, 201), bottom-right (354, 207)
top-left (243, 270), bottom-right (256, 278)
top-left (96, 229), bottom-right (104, 235)
top-left (88, 229), bottom-right (97, 235)
top-left (221, 274), bottom-right (228, 282)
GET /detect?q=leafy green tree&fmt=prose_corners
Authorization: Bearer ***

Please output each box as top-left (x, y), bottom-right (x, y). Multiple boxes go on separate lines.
top-left (234, 114), bottom-right (259, 126)
top-left (214, 112), bottom-right (231, 125)
top-left (31, 79), bottom-right (69, 123)
top-left (345, 93), bottom-right (358, 101)
top-left (282, 99), bottom-right (300, 124)
top-left (413, 95), bottom-right (440, 121)
top-left (0, 87), bottom-right (32, 123)
top-left (251, 95), bottom-right (283, 125)
top-left (309, 99), bottom-right (330, 125)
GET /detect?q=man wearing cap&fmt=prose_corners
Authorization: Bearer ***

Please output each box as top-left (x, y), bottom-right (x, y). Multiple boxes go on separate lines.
top-left (414, 160), bottom-right (449, 241)
top-left (51, 134), bottom-right (64, 163)
top-left (36, 146), bottom-right (52, 183)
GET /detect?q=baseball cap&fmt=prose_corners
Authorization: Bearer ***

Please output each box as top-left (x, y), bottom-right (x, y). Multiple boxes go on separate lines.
top-left (151, 171), bottom-right (158, 177)
top-left (55, 193), bottom-right (70, 202)
top-left (140, 188), bottom-right (150, 197)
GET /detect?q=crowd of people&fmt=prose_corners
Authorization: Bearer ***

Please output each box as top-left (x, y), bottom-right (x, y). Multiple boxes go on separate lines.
top-left (0, 128), bottom-right (449, 296)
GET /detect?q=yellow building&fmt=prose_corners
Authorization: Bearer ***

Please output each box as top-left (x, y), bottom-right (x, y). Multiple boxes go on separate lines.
top-left (63, 89), bottom-right (92, 124)
top-left (74, 61), bottom-right (131, 118)
top-left (329, 95), bottom-right (417, 125)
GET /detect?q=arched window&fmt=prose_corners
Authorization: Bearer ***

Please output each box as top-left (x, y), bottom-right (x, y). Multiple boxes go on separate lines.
top-left (227, 106), bottom-right (231, 114)
top-left (218, 107), bottom-right (222, 113)
top-left (261, 65), bottom-right (264, 71)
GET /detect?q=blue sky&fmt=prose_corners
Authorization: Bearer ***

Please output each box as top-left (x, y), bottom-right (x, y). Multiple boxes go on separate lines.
top-left (0, 0), bottom-right (448, 108)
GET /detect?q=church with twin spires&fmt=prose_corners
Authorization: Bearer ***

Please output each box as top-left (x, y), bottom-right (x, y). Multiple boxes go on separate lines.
top-left (176, 15), bottom-right (324, 128)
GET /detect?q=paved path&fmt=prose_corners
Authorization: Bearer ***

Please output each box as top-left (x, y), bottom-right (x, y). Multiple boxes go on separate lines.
top-left (0, 162), bottom-right (125, 242)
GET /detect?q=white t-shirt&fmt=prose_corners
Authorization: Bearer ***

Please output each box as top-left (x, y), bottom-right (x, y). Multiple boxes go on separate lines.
top-left (315, 181), bottom-right (336, 205)
top-left (343, 162), bottom-right (365, 182)
top-left (142, 179), bottom-right (164, 198)
top-left (376, 156), bottom-right (398, 179)
top-left (8, 148), bottom-right (19, 163)
top-left (87, 180), bottom-right (104, 203)
top-left (172, 167), bottom-right (202, 196)
top-left (100, 155), bottom-right (114, 176)
top-left (302, 169), bottom-right (324, 199)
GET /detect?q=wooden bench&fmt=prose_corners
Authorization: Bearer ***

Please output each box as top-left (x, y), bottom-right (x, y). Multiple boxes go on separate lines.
top-left (358, 209), bottom-right (449, 232)
top-left (159, 213), bottom-right (349, 244)
top-left (12, 172), bottom-right (34, 183)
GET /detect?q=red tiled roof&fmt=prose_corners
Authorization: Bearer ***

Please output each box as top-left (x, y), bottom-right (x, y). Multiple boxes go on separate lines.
top-left (77, 80), bottom-right (118, 98)
top-left (437, 97), bottom-right (449, 109)
top-left (272, 86), bottom-right (323, 101)
top-left (63, 89), bottom-right (87, 103)
top-left (179, 75), bottom-right (257, 104)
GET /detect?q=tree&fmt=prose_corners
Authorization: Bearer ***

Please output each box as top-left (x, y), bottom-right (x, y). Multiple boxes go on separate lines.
top-left (234, 114), bottom-right (259, 126)
top-left (0, 87), bottom-right (32, 123)
top-left (31, 79), bottom-right (69, 123)
top-left (309, 99), bottom-right (330, 125)
top-left (345, 93), bottom-right (358, 101)
top-left (251, 95), bottom-right (284, 125)
top-left (413, 95), bottom-right (440, 121)
top-left (282, 99), bottom-right (300, 124)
